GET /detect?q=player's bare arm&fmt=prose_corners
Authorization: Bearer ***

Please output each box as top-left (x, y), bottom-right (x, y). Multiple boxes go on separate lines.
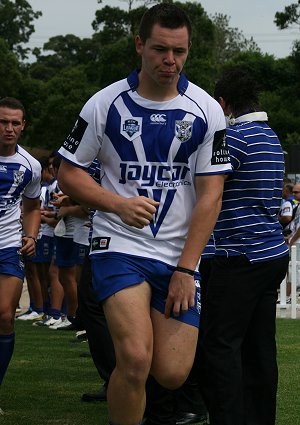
top-left (58, 159), bottom-right (159, 229)
top-left (20, 197), bottom-right (41, 256)
top-left (165, 174), bottom-right (226, 318)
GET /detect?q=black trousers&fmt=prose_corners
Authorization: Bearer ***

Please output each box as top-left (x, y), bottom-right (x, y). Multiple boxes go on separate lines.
top-left (198, 254), bottom-right (289, 425)
top-left (77, 255), bottom-right (115, 383)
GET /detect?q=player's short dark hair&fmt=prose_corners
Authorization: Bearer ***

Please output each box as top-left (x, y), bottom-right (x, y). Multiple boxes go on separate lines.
top-left (0, 97), bottom-right (26, 120)
top-left (39, 156), bottom-right (50, 171)
top-left (52, 155), bottom-right (61, 170)
top-left (214, 69), bottom-right (260, 117)
top-left (138, 3), bottom-right (192, 43)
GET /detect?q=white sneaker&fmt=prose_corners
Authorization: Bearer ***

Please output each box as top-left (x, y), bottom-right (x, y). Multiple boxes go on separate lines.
top-left (16, 309), bottom-right (32, 319)
top-left (32, 315), bottom-right (61, 327)
top-left (17, 311), bottom-right (44, 321)
top-left (49, 317), bottom-right (71, 330)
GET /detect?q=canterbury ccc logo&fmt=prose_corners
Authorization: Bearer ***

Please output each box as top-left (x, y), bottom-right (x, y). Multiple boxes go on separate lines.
top-left (150, 114), bottom-right (167, 123)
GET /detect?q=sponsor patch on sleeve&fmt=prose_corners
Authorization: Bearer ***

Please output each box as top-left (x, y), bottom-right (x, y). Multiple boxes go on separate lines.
top-left (211, 129), bottom-right (231, 165)
top-left (91, 237), bottom-right (111, 251)
top-left (62, 116), bottom-right (88, 154)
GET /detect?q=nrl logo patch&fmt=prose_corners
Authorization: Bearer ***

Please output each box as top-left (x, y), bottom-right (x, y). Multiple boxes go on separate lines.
top-left (120, 117), bottom-right (142, 141)
top-left (14, 170), bottom-right (24, 185)
top-left (175, 120), bottom-right (193, 143)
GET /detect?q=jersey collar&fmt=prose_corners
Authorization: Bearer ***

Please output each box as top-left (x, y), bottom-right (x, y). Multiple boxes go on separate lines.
top-left (127, 69), bottom-right (188, 95)
top-left (228, 112), bottom-right (268, 126)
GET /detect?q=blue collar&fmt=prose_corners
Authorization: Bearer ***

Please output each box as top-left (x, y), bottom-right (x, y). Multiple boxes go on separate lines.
top-left (127, 69), bottom-right (188, 96)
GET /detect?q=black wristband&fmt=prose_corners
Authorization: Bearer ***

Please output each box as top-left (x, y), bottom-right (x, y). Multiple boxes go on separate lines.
top-left (174, 266), bottom-right (195, 276)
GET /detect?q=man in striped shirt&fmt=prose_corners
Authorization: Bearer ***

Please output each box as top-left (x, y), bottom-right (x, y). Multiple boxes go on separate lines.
top-left (199, 69), bottom-right (289, 425)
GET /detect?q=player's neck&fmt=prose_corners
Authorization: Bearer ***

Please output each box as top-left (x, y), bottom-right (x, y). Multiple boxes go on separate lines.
top-left (0, 143), bottom-right (17, 157)
top-left (137, 75), bottom-right (179, 101)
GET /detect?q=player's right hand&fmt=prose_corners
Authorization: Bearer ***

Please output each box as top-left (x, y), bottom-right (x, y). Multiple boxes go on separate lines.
top-left (118, 196), bottom-right (159, 228)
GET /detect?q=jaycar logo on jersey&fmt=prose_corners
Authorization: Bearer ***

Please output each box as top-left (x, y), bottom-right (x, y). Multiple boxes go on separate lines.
top-left (0, 165), bottom-right (7, 173)
top-left (63, 116), bottom-right (88, 154)
top-left (211, 129), bottom-right (231, 165)
top-left (121, 117), bottom-right (142, 141)
top-left (175, 120), bottom-right (193, 142)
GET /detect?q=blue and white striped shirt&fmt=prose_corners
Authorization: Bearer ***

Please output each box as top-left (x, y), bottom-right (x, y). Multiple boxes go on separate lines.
top-left (214, 112), bottom-right (288, 262)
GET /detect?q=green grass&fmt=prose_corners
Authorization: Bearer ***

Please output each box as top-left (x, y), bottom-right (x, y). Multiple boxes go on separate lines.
top-left (0, 319), bottom-right (299, 425)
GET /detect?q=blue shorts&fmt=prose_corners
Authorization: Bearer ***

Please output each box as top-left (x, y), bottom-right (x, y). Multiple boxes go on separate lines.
top-left (91, 252), bottom-right (201, 327)
top-left (0, 247), bottom-right (25, 280)
top-left (76, 243), bottom-right (88, 266)
top-left (31, 235), bottom-right (54, 263)
top-left (54, 236), bottom-right (78, 267)
top-left (54, 237), bottom-right (88, 267)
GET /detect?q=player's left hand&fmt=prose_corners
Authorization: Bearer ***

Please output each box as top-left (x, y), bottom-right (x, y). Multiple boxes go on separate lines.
top-left (164, 271), bottom-right (195, 319)
top-left (20, 237), bottom-right (36, 257)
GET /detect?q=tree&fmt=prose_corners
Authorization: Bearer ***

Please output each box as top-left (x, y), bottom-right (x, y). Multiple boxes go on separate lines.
top-left (274, 1), bottom-right (300, 29)
top-left (0, 38), bottom-right (23, 97)
top-left (0, 0), bottom-right (42, 59)
top-left (24, 67), bottom-right (97, 149)
top-left (211, 14), bottom-right (259, 65)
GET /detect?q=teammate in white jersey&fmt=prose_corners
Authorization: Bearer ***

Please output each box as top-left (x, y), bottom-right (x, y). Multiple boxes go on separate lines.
top-left (0, 98), bottom-right (41, 389)
top-left (58, 4), bottom-right (231, 425)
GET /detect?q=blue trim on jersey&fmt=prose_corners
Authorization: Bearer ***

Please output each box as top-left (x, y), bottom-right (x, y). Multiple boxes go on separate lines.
top-left (214, 119), bottom-right (288, 262)
top-left (57, 153), bottom-right (88, 170)
top-left (127, 69), bottom-right (189, 96)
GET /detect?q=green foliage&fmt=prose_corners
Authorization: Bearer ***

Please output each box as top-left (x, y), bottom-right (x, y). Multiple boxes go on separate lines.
top-left (0, 38), bottom-right (23, 97)
top-left (274, 0), bottom-right (300, 29)
top-left (0, 0), bottom-right (42, 59)
top-left (211, 13), bottom-right (260, 65)
top-left (24, 67), bottom-right (97, 150)
top-left (0, 0), bottom-right (299, 151)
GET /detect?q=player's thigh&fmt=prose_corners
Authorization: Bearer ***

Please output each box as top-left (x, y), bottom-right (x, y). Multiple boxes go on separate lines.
top-left (103, 281), bottom-right (153, 368)
top-left (150, 307), bottom-right (198, 388)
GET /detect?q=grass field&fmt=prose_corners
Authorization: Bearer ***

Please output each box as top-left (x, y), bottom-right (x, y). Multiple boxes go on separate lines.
top-left (0, 318), bottom-right (299, 425)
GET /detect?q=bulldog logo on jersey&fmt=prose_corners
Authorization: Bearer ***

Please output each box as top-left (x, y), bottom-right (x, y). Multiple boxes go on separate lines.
top-left (14, 170), bottom-right (24, 185)
top-left (175, 120), bottom-right (193, 143)
top-left (121, 117), bottom-right (142, 141)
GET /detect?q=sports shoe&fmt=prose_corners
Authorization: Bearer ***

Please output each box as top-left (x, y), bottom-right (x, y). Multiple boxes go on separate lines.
top-left (49, 316), bottom-right (72, 330)
top-left (16, 308), bottom-right (32, 319)
top-left (0, 407), bottom-right (4, 415)
top-left (69, 330), bottom-right (88, 344)
top-left (33, 315), bottom-right (61, 327)
top-left (17, 311), bottom-right (44, 321)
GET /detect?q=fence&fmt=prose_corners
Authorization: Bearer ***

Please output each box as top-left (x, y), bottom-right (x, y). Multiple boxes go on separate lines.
top-left (277, 245), bottom-right (300, 319)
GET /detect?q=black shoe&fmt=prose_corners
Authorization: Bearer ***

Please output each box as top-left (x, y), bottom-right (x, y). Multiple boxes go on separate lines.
top-left (81, 385), bottom-right (107, 402)
top-left (176, 412), bottom-right (208, 425)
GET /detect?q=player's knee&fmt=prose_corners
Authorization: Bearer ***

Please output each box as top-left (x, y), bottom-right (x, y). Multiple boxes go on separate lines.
top-left (152, 365), bottom-right (189, 390)
top-left (120, 347), bottom-right (152, 386)
top-left (0, 310), bottom-right (15, 333)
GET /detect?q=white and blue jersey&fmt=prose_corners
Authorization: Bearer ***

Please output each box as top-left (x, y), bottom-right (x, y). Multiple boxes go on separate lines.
top-left (214, 112), bottom-right (289, 262)
top-left (0, 145), bottom-right (41, 249)
top-left (59, 70), bottom-right (232, 266)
